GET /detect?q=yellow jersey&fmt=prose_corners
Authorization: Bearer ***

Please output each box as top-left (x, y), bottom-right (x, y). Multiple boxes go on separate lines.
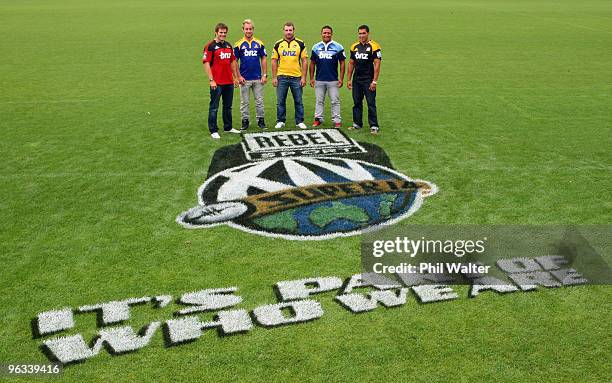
top-left (272, 38), bottom-right (308, 77)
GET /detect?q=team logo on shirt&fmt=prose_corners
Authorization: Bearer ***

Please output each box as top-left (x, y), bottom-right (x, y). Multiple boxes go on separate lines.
top-left (177, 129), bottom-right (437, 240)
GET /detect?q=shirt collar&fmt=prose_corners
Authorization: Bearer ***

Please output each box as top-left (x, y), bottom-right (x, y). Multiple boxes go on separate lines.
top-left (319, 40), bottom-right (335, 49)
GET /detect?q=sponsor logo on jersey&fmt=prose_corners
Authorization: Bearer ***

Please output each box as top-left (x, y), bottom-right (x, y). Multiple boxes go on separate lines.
top-left (177, 129), bottom-right (437, 240)
top-left (243, 49), bottom-right (258, 57)
top-left (355, 52), bottom-right (369, 60)
top-left (318, 52), bottom-right (334, 59)
top-left (282, 50), bottom-right (297, 56)
top-left (219, 52), bottom-right (232, 59)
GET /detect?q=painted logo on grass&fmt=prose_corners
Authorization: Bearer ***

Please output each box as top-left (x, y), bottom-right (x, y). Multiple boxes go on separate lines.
top-left (177, 129), bottom-right (437, 239)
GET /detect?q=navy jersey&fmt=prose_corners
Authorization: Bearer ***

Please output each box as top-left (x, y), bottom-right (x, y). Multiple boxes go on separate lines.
top-left (349, 40), bottom-right (381, 82)
top-left (234, 37), bottom-right (266, 80)
top-left (310, 40), bottom-right (345, 81)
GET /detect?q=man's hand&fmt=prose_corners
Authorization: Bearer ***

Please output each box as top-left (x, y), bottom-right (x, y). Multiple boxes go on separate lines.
top-left (300, 77), bottom-right (306, 87)
top-left (347, 80), bottom-right (352, 90)
top-left (337, 79), bottom-right (343, 88)
top-left (369, 81), bottom-right (377, 91)
top-left (238, 75), bottom-right (246, 85)
top-left (261, 76), bottom-right (267, 85)
top-left (310, 79), bottom-right (315, 87)
top-left (233, 79), bottom-right (239, 87)
top-left (210, 80), bottom-right (217, 90)
top-left (272, 78), bottom-right (278, 87)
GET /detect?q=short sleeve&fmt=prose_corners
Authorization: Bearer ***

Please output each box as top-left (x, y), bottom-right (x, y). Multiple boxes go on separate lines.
top-left (349, 47), bottom-right (356, 60)
top-left (259, 44), bottom-right (267, 57)
top-left (310, 49), bottom-right (317, 62)
top-left (202, 44), bottom-right (212, 63)
top-left (372, 41), bottom-right (382, 60)
top-left (271, 41), bottom-right (280, 60)
top-left (300, 43), bottom-right (308, 59)
top-left (338, 49), bottom-right (346, 61)
top-left (234, 46), bottom-right (240, 59)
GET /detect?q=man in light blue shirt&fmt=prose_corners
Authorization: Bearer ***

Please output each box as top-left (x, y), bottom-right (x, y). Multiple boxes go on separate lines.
top-left (309, 25), bottom-right (345, 128)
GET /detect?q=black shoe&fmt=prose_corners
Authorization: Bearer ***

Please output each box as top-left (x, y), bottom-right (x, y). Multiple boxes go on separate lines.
top-left (241, 119), bottom-right (249, 131)
top-left (257, 118), bottom-right (266, 129)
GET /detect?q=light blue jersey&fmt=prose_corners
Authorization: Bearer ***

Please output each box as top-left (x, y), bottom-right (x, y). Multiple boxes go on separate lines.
top-left (310, 40), bottom-right (345, 82)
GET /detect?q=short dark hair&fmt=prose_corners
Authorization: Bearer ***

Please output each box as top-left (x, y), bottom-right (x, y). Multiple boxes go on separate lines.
top-left (321, 25), bottom-right (333, 32)
top-left (215, 23), bottom-right (228, 32)
top-left (284, 21), bottom-right (295, 30)
top-left (358, 24), bottom-right (369, 32)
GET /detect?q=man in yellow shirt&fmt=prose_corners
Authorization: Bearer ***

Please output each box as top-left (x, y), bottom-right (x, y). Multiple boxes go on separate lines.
top-left (271, 22), bottom-right (308, 129)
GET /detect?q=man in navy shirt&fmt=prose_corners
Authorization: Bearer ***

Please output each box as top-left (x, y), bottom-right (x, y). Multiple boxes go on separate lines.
top-left (234, 19), bottom-right (268, 130)
top-left (309, 25), bottom-right (346, 128)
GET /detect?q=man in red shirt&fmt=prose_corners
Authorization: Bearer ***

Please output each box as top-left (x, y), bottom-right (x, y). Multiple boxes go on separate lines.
top-left (203, 23), bottom-right (242, 139)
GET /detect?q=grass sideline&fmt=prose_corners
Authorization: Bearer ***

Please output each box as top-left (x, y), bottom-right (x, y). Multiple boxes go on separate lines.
top-left (1, 0), bottom-right (611, 382)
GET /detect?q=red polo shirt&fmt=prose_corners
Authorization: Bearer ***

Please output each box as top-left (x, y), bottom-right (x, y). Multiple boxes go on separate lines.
top-left (202, 39), bottom-right (236, 85)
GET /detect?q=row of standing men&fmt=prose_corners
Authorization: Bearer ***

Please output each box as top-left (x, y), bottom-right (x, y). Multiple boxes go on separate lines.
top-left (202, 20), bottom-right (382, 139)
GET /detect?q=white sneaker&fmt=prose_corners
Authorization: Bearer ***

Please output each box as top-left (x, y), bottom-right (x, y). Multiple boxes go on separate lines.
top-left (274, 121), bottom-right (285, 129)
top-left (211, 132), bottom-right (220, 139)
top-left (227, 128), bottom-right (241, 134)
top-left (370, 126), bottom-right (379, 135)
top-left (296, 122), bottom-right (308, 129)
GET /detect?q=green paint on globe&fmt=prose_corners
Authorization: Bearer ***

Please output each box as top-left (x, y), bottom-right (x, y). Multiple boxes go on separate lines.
top-left (253, 209), bottom-right (298, 232)
top-left (310, 201), bottom-right (370, 228)
top-left (379, 193), bottom-right (398, 217)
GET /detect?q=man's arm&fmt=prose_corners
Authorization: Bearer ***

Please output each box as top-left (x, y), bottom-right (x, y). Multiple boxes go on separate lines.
top-left (271, 58), bottom-right (278, 87)
top-left (260, 56), bottom-right (268, 84)
top-left (234, 46), bottom-right (245, 84)
top-left (231, 60), bottom-right (240, 86)
top-left (347, 59), bottom-right (354, 90)
top-left (203, 62), bottom-right (216, 89)
top-left (309, 60), bottom-right (316, 87)
top-left (370, 59), bottom-right (380, 91)
top-left (300, 57), bottom-right (308, 87)
top-left (338, 60), bottom-right (346, 88)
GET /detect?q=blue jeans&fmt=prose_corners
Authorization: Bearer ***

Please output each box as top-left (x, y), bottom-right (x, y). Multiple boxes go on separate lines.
top-left (208, 84), bottom-right (234, 133)
top-left (276, 75), bottom-right (304, 124)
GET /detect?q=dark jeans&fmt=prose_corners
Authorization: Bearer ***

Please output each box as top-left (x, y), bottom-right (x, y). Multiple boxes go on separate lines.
top-left (352, 80), bottom-right (378, 127)
top-left (276, 75), bottom-right (304, 124)
top-left (208, 84), bottom-right (234, 133)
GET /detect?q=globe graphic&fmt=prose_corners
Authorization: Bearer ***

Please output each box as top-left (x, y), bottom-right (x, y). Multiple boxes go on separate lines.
top-left (241, 191), bottom-right (418, 237)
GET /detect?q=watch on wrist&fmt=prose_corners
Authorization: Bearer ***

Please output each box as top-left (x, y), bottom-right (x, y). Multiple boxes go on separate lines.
top-left (372, 80), bottom-right (377, 84)
top-left (209, 78), bottom-right (214, 82)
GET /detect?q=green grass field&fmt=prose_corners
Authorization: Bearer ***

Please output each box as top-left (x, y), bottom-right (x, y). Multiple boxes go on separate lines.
top-left (1, 0), bottom-right (611, 381)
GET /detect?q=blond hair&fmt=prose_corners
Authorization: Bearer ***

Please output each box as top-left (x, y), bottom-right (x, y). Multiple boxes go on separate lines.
top-left (242, 19), bottom-right (254, 28)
